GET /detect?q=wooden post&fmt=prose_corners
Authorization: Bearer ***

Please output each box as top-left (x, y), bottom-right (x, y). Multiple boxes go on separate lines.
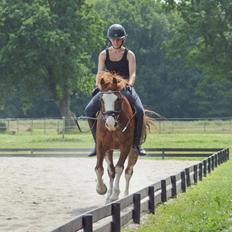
top-left (148, 186), bottom-right (155, 214)
top-left (185, 168), bottom-right (191, 187)
top-left (203, 160), bottom-right (207, 177)
top-left (133, 194), bottom-right (141, 224)
top-left (82, 214), bottom-right (93, 232)
top-left (111, 203), bottom-right (120, 232)
top-left (199, 163), bottom-right (203, 181)
top-left (31, 119), bottom-right (33, 135)
top-left (62, 116), bottom-right (65, 139)
top-left (171, 175), bottom-right (177, 197)
top-left (44, 118), bottom-right (46, 135)
top-left (162, 150), bottom-right (165, 160)
top-left (193, 165), bottom-right (198, 184)
top-left (161, 180), bottom-right (167, 202)
top-left (208, 158), bottom-right (211, 173)
top-left (215, 154), bottom-right (218, 168)
top-left (181, 171), bottom-right (186, 192)
top-left (212, 156), bottom-right (215, 170)
top-left (218, 151), bottom-right (222, 165)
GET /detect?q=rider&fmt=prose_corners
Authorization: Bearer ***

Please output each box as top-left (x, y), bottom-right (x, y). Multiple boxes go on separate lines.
top-left (85, 23), bottom-right (146, 156)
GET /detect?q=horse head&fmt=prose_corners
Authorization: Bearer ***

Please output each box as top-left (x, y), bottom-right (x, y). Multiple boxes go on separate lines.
top-left (98, 72), bottom-right (126, 131)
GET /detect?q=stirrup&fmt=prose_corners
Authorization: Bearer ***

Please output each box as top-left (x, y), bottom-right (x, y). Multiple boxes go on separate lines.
top-left (133, 145), bottom-right (146, 156)
top-left (88, 147), bottom-right (96, 157)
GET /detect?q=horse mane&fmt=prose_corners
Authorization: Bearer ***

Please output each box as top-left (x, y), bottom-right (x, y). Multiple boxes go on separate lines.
top-left (97, 71), bottom-right (128, 91)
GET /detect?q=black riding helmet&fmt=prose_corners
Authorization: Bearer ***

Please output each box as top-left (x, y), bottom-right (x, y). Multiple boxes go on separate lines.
top-left (107, 24), bottom-right (127, 41)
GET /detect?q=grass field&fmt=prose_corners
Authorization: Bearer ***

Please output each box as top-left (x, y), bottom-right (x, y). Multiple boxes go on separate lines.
top-left (0, 131), bottom-right (231, 150)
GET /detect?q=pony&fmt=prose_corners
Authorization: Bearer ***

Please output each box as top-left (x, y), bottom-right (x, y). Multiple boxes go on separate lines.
top-left (94, 71), bottom-right (151, 203)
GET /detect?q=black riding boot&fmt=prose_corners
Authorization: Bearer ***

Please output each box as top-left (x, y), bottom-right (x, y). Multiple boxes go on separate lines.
top-left (88, 120), bottom-right (97, 157)
top-left (133, 114), bottom-right (146, 156)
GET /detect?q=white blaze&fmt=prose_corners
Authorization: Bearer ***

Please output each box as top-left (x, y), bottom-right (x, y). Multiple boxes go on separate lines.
top-left (102, 93), bottom-right (118, 131)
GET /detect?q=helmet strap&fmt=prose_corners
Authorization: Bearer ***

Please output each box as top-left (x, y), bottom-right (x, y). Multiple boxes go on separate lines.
top-left (110, 39), bottom-right (125, 49)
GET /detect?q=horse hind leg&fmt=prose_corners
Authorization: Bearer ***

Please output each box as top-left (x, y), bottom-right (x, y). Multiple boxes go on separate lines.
top-left (124, 148), bottom-right (138, 196)
top-left (105, 150), bottom-right (115, 204)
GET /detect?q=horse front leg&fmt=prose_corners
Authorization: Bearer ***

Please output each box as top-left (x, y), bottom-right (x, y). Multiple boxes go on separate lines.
top-left (105, 150), bottom-right (115, 204)
top-left (95, 146), bottom-right (107, 195)
top-left (124, 148), bottom-right (138, 196)
top-left (110, 148), bottom-right (129, 202)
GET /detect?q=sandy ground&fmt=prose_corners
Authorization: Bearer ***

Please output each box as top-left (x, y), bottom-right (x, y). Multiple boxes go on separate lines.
top-left (0, 157), bottom-right (199, 232)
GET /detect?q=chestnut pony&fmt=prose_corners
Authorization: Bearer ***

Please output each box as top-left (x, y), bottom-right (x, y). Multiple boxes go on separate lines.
top-left (94, 71), bottom-right (150, 203)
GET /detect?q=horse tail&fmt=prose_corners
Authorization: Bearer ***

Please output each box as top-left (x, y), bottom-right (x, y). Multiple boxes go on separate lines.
top-left (140, 114), bottom-right (154, 145)
top-left (140, 109), bottom-right (167, 144)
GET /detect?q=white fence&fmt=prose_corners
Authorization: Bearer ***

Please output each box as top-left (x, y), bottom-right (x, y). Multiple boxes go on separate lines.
top-left (0, 117), bottom-right (232, 135)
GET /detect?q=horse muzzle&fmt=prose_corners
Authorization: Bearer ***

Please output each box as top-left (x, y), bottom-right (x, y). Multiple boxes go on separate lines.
top-left (105, 116), bottom-right (118, 131)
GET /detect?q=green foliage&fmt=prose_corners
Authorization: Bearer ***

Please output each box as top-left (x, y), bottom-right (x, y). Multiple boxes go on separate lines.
top-left (0, 0), bottom-right (231, 118)
top-left (0, 0), bottom-right (104, 116)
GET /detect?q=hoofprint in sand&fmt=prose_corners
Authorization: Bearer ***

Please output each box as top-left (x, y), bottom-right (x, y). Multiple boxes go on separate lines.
top-left (0, 157), bottom-right (199, 232)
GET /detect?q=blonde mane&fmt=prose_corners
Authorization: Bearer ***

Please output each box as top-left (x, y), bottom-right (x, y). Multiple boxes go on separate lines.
top-left (97, 71), bottom-right (128, 91)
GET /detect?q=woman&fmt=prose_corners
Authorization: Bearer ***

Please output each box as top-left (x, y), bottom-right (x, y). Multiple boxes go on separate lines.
top-left (85, 23), bottom-right (145, 156)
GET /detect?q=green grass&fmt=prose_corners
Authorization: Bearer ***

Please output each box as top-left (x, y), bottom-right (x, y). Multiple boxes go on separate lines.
top-left (124, 158), bottom-right (232, 232)
top-left (0, 132), bottom-right (232, 149)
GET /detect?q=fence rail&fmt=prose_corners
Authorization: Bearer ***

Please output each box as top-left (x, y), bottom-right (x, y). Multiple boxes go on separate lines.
top-left (50, 148), bottom-right (229, 232)
top-left (1, 117), bottom-right (232, 135)
top-left (0, 148), bottom-right (223, 158)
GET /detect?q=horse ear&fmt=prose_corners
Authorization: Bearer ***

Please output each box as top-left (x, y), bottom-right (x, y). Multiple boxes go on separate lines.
top-left (100, 78), bottom-right (105, 85)
top-left (112, 77), bottom-right (117, 85)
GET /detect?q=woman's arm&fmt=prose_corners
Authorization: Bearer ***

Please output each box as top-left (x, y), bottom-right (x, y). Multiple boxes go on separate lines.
top-left (96, 50), bottom-right (106, 87)
top-left (127, 50), bottom-right (136, 86)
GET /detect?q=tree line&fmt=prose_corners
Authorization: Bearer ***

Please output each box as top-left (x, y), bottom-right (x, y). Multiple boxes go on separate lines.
top-left (0, 0), bottom-right (231, 121)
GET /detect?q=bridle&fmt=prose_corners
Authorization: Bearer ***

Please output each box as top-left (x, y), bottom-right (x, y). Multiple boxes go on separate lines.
top-left (100, 90), bottom-right (136, 132)
top-left (100, 90), bottom-right (122, 121)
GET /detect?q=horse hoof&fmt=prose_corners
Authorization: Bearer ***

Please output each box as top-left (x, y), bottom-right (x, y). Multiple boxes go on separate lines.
top-left (96, 184), bottom-right (107, 195)
top-left (109, 192), bottom-right (119, 202)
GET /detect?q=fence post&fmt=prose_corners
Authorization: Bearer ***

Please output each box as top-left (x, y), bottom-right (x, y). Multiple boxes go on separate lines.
top-left (17, 118), bottom-right (19, 135)
top-left (162, 149), bottom-right (165, 160)
top-left (82, 214), bottom-right (93, 232)
top-left (181, 171), bottom-right (186, 192)
top-left (203, 160), bottom-right (207, 177)
top-left (161, 180), bottom-right (167, 202)
top-left (44, 118), bottom-right (46, 135)
top-left (199, 163), bottom-right (203, 181)
top-left (171, 175), bottom-right (177, 197)
top-left (111, 203), bottom-right (120, 232)
top-left (215, 154), bottom-right (218, 168)
top-left (208, 158), bottom-right (211, 173)
top-left (31, 119), bottom-right (33, 135)
top-left (212, 156), bottom-right (215, 170)
top-left (62, 116), bottom-right (65, 139)
top-left (133, 193), bottom-right (141, 224)
top-left (148, 186), bottom-right (155, 214)
top-left (185, 168), bottom-right (191, 187)
top-left (193, 165), bottom-right (198, 184)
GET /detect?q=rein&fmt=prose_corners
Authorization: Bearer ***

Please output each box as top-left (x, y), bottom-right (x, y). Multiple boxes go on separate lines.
top-left (121, 111), bottom-right (136, 133)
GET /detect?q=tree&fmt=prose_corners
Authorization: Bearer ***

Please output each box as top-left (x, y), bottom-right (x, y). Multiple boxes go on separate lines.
top-left (0, 0), bottom-right (104, 127)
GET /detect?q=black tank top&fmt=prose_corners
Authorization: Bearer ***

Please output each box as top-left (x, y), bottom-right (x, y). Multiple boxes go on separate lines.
top-left (105, 48), bottom-right (129, 80)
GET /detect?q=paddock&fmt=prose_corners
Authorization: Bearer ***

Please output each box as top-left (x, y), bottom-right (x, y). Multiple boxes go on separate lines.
top-left (0, 157), bottom-right (199, 232)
